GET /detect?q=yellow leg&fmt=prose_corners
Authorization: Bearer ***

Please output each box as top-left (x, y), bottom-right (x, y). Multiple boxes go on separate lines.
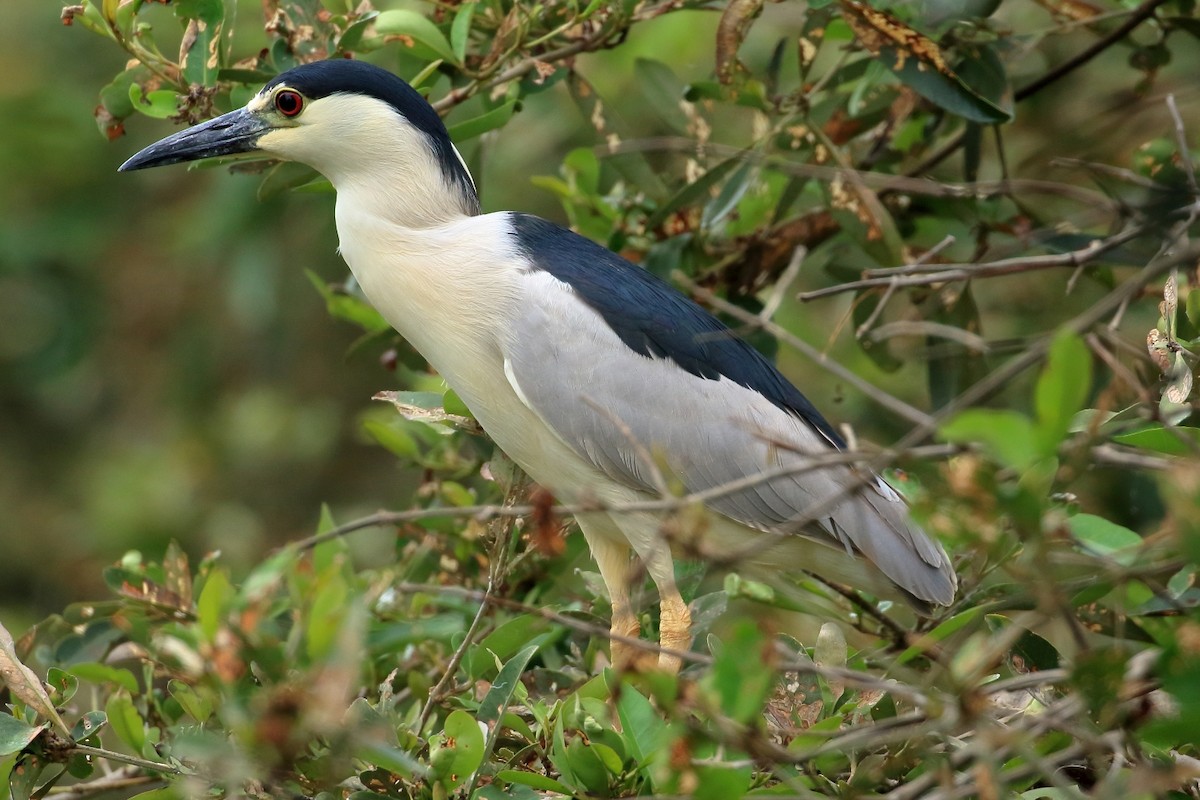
top-left (577, 516), bottom-right (655, 670)
top-left (613, 512), bottom-right (693, 674)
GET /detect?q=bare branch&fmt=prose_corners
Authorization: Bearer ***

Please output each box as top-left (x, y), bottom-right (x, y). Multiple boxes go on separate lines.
top-left (1014, 0), bottom-right (1172, 102)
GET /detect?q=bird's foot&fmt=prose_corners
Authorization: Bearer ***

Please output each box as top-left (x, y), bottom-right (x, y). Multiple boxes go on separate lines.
top-left (609, 614), bottom-right (657, 672)
top-left (657, 599), bottom-right (692, 674)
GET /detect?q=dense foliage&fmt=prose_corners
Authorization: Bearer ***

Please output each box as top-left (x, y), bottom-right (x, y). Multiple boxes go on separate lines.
top-left (2, 0), bottom-right (1199, 797)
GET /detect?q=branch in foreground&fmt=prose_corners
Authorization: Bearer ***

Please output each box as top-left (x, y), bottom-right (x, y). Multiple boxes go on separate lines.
top-left (799, 222), bottom-right (1151, 300)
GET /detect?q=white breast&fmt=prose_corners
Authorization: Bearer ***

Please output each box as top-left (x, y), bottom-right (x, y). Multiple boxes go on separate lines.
top-left (332, 203), bottom-right (613, 500)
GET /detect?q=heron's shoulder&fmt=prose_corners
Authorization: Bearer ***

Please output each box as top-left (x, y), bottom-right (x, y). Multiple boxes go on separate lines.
top-left (506, 213), bottom-right (845, 448)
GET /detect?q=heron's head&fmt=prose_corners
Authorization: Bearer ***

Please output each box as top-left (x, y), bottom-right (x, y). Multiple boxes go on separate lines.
top-left (119, 60), bottom-right (479, 218)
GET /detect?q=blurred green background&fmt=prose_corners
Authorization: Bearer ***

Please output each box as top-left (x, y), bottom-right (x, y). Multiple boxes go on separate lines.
top-left (0, 0), bottom-right (719, 625)
top-left (2, 0), bottom-right (1195, 627)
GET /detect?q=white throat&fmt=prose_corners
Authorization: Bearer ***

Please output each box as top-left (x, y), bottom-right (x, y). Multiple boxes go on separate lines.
top-left (258, 92), bottom-right (478, 229)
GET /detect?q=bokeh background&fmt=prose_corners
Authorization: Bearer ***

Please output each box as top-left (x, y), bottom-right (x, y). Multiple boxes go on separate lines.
top-left (2, 0), bottom-right (1196, 628)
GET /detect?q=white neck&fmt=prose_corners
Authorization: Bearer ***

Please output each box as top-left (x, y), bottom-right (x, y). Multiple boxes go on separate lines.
top-left (257, 92), bottom-right (478, 229)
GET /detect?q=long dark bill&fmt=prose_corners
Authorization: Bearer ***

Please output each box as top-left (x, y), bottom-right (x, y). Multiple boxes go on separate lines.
top-left (119, 107), bottom-right (271, 172)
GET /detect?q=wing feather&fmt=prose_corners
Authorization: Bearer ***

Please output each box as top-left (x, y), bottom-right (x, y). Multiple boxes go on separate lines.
top-left (503, 215), bottom-right (956, 606)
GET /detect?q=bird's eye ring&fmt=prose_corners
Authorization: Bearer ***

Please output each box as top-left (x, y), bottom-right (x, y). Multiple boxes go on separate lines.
top-left (274, 89), bottom-right (304, 117)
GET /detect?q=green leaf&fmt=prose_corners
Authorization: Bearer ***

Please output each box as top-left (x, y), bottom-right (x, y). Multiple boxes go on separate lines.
top-left (306, 570), bottom-right (349, 661)
top-left (337, 10), bottom-right (380, 52)
top-left (99, 69), bottom-right (139, 121)
top-left (953, 43), bottom-right (1012, 118)
top-left (694, 762), bottom-right (752, 800)
top-left (985, 614), bottom-right (1061, 671)
top-left (374, 10), bottom-right (458, 64)
top-left (105, 692), bottom-right (147, 755)
top-left (1114, 425), bottom-right (1200, 456)
top-left (708, 621), bottom-right (775, 724)
top-left (1034, 330), bottom-right (1091, 452)
top-left (886, 45), bottom-right (1012, 123)
top-left (442, 388), bottom-right (471, 418)
top-left (497, 770), bottom-right (573, 793)
top-left (355, 741), bottom-right (426, 779)
top-left (465, 645), bottom-right (539, 793)
top-left (566, 738), bottom-right (611, 794)
top-left (168, 679), bottom-right (213, 724)
top-left (476, 645), bottom-right (537, 731)
top-left (195, 567), bottom-right (232, 643)
top-left (634, 58), bottom-right (688, 132)
top-left (702, 161), bottom-right (757, 231)
top-left (312, 503), bottom-right (349, 575)
top-left (923, 283), bottom-right (987, 410)
top-left (0, 714), bottom-right (43, 757)
top-left (8, 751), bottom-right (54, 800)
top-left (66, 662), bottom-right (138, 693)
top-left (178, 17), bottom-right (219, 85)
top-left (432, 710), bottom-right (485, 789)
top-left (305, 270), bottom-right (390, 333)
top-left (446, 100), bottom-right (517, 142)
top-left (173, 0), bottom-right (222, 25)
top-left (369, 613), bottom-right (465, 651)
top-left (216, 68), bottom-right (276, 84)
top-left (70, 711), bottom-right (107, 743)
top-left (468, 615), bottom-right (545, 677)
top-left (129, 85), bottom-right (179, 119)
top-left (615, 682), bottom-right (667, 771)
top-left (939, 408), bottom-right (1039, 470)
top-left (897, 606), bottom-right (982, 665)
top-left (645, 157), bottom-right (740, 232)
top-left (256, 161), bottom-right (321, 201)
top-left (47, 668), bottom-right (78, 706)
top-left (363, 419), bottom-right (420, 460)
top-left (450, 3), bottom-right (477, 63)
top-left (1068, 514), bottom-right (1142, 566)
top-left (127, 789), bottom-right (186, 800)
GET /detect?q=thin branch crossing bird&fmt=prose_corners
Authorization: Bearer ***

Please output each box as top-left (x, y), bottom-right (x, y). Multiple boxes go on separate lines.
top-left (121, 59), bottom-right (956, 672)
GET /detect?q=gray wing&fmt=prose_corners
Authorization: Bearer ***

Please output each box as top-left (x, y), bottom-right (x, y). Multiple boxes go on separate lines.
top-left (503, 269), bottom-right (955, 607)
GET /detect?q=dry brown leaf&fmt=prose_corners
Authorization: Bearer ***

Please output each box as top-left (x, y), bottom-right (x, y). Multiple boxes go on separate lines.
top-left (839, 0), bottom-right (950, 75)
top-left (716, 0), bottom-right (765, 84)
top-left (373, 391), bottom-right (483, 434)
top-left (528, 486), bottom-right (566, 557)
top-left (1029, 0), bottom-right (1103, 21)
top-left (0, 621), bottom-right (71, 737)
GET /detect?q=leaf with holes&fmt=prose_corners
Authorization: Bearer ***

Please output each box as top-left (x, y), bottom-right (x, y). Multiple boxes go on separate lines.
top-left (430, 710), bottom-right (485, 789)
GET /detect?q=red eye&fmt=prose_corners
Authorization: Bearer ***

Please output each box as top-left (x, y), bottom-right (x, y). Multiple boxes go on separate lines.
top-left (274, 89), bottom-right (304, 117)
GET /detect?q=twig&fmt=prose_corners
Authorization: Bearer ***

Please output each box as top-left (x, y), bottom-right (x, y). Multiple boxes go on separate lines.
top-left (292, 442), bottom-right (962, 553)
top-left (45, 767), bottom-right (158, 798)
top-left (856, 235), bottom-right (956, 338)
top-left (431, 0), bottom-right (690, 113)
top-left (866, 321), bottom-right (990, 353)
top-left (760, 245), bottom-right (806, 323)
top-left (386, 580), bottom-right (938, 706)
top-left (606, 138), bottom-right (1117, 209)
top-left (1013, 0), bottom-right (1171, 102)
top-left (1166, 93), bottom-right (1200, 222)
top-left (800, 223), bottom-right (1149, 300)
top-left (981, 668), bottom-right (1070, 695)
top-left (897, 0), bottom-right (1168, 182)
top-left (69, 744), bottom-right (187, 776)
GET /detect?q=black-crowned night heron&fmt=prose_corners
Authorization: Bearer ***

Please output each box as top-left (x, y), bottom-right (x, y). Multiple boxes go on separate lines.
top-left (121, 59), bottom-right (956, 672)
